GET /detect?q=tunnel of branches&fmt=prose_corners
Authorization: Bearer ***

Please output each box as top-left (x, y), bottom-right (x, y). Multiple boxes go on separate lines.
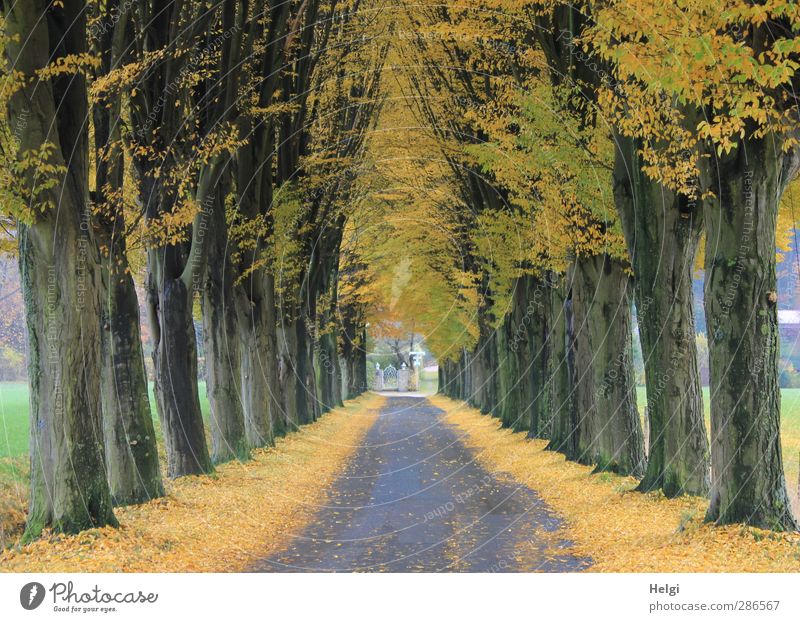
top-left (1, 0), bottom-right (799, 539)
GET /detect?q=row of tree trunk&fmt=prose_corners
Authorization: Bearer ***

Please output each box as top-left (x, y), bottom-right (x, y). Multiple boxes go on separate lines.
top-left (529, 1), bottom-right (797, 531)
top-left (440, 135), bottom-right (799, 530)
top-left (440, 260), bottom-right (645, 480)
top-left (2, 0), bottom-right (374, 539)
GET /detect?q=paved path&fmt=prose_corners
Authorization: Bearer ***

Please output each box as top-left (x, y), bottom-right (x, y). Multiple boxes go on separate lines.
top-left (254, 396), bottom-right (590, 572)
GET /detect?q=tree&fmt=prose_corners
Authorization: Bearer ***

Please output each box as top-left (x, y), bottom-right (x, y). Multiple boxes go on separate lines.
top-left (591, 0), bottom-right (799, 529)
top-left (89, 0), bottom-right (164, 503)
top-left (1, 0), bottom-right (117, 536)
top-left (529, 0), bottom-right (710, 496)
top-left (122, 0), bottom-right (216, 477)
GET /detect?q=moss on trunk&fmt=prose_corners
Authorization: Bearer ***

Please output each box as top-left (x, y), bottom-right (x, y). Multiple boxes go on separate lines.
top-left (572, 254), bottom-right (645, 477)
top-left (614, 136), bottom-right (709, 497)
top-left (702, 136), bottom-right (798, 530)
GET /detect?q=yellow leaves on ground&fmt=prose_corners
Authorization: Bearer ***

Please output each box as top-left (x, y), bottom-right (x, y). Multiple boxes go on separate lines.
top-left (0, 395), bottom-right (383, 573)
top-left (431, 395), bottom-right (800, 572)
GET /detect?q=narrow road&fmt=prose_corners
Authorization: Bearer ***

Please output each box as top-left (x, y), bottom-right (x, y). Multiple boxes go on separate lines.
top-left (254, 396), bottom-right (590, 572)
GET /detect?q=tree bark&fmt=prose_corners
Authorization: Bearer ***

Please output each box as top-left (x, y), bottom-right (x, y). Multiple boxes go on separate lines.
top-left (92, 1), bottom-right (163, 504)
top-left (545, 274), bottom-right (578, 458)
top-left (527, 276), bottom-right (551, 438)
top-left (146, 260), bottom-right (212, 478)
top-left (571, 254), bottom-right (645, 477)
top-left (497, 277), bottom-right (537, 431)
top-left (316, 328), bottom-right (341, 411)
top-left (3, 0), bottom-right (117, 537)
top-left (237, 273), bottom-right (282, 447)
top-left (99, 258), bottom-right (164, 503)
top-left (202, 191), bottom-right (248, 463)
top-left (476, 330), bottom-right (498, 414)
top-left (341, 310), bottom-right (366, 399)
top-left (614, 136), bottom-right (710, 497)
top-left (280, 315), bottom-right (312, 429)
top-left (357, 327), bottom-right (367, 393)
top-left (702, 135), bottom-right (798, 530)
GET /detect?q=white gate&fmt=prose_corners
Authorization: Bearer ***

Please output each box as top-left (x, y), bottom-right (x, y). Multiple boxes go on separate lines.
top-left (382, 364), bottom-right (398, 390)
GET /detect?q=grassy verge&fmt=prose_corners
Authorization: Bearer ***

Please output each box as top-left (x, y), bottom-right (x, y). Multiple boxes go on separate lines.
top-left (0, 394), bottom-right (382, 571)
top-left (0, 381), bottom-right (212, 547)
top-left (431, 394), bottom-right (800, 572)
top-left (418, 369), bottom-right (438, 395)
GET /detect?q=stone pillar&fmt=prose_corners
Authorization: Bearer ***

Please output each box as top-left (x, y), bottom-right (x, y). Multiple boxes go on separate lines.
top-left (375, 363), bottom-right (384, 391)
top-left (398, 363), bottom-right (410, 392)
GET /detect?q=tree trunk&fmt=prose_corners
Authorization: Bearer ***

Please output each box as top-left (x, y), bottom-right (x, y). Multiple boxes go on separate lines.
top-left (448, 357), bottom-right (462, 400)
top-left (92, 2), bottom-right (163, 503)
top-left (446, 358), bottom-right (457, 398)
top-left (316, 328), bottom-right (341, 411)
top-left (341, 312), bottom-right (366, 399)
top-left (306, 329), bottom-right (322, 422)
top-left (100, 257), bottom-right (164, 503)
top-left (458, 349), bottom-right (468, 400)
top-left (496, 309), bottom-right (519, 426)
top-left (477, 330), bottom-right (498, 414)
top-left (237, 273), bottom-right (282, 447)
top-left (702, 136), bottom-right (798, 530)
top-left (332, 348), bottom-right (344, 406)
top-left (202, 193), bottom-right (248, 463)
top-left (19, 220), bottom-right (118, 537)
top-left (614, 136), bottom-right (709, 497)
top-left (466, 343), bottom-right (479, 408)
top-left (280, 316), bottom-right (311, 429)
top-left (497, 277), bottom-right (536, 431)
top-left (358, 328), bottom-right (368, 392)
top-left (527, 276), bottom-right (551, 438)
top-left (147, 265), bottom-right (212, 478)
top-left (545, 274), bottom-right (577, 458)
top-left (4, 0), bottom-right (117, 537)
top-left (571, 254), bottom-right (645, 477)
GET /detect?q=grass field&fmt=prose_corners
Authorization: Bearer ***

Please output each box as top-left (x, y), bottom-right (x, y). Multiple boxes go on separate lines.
top-left (418, 369), bottom-right (438, 395)
top-left (0, 380), bottom-right (211, 485)
top-left (2, 382), bottom-right (797, 472)
top-left (0, 381), bottom-right (211, 460)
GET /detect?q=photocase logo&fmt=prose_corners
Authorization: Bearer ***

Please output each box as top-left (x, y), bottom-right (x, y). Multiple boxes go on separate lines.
top-left (20, 582), bottom-right (45, 610)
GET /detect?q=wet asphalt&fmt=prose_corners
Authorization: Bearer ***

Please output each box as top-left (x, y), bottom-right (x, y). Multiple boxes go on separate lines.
top-left (253, 396), bottom-right (591, 572)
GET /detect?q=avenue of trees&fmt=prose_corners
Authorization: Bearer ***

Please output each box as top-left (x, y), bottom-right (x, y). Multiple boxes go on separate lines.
top-left (1, 0), bottom-right (384, 538)
top-left (0, 0), bottom-right (799, 540)
top-left (427, 0), bottom-right (800, 531)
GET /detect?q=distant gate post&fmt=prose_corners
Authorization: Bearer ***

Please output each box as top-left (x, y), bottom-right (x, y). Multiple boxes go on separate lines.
top-left (375, 363), bottom-right (384, 391)
top-left (398, 363), bottom-right (410, 392)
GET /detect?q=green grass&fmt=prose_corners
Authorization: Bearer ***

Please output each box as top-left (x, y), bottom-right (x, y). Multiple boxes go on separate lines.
top-left (418, 369), bottom-right (438, 395)
top-left (0, 381), bottom-right (210, 460)
top-left (0, 383), bottom-right (30, 458)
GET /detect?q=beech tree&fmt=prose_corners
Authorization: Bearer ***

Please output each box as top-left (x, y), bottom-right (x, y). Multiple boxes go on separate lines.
top-left (531, 0), bottom-right (709, 495)
top-left (1, 0), bottom-right (117, 536)
top-left (89, 0), bottom-right (164, 504)
top-left (591, 0), bottom-right (799, 529)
